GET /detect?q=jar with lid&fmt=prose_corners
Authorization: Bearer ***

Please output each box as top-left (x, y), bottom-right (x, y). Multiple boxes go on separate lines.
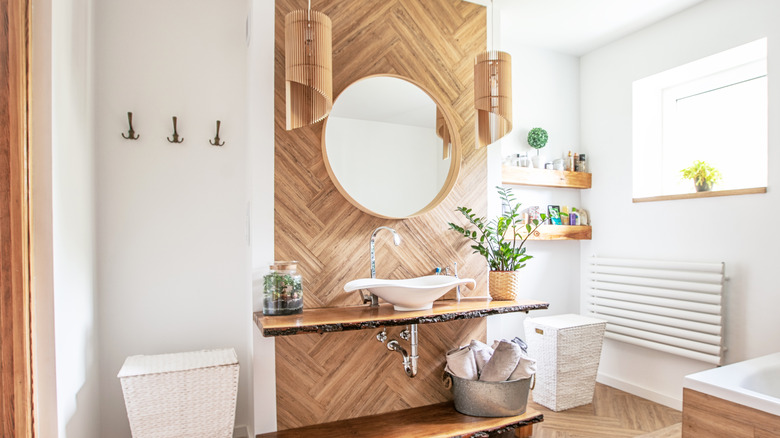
top-left (263, 261), bottom-right (303, 316)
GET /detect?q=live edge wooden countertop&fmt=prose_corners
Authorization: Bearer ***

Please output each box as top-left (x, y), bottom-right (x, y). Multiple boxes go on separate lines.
top-left (255, 402), bottom-right (543, 438)
top-left (254, 299), bottom-right (549, 337)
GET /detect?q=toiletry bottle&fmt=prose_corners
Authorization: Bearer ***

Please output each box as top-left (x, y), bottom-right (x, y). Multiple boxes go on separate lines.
top-left (567, 151), bottom-right (575, 171)
top-left (574, 154), bottom-right (582, 172)
top-left (579, 154), bottom-right (587, 173)
top-left (560, 207), bottom-right (569, 226)
top-left (570, 208), bottom-right (580, 225)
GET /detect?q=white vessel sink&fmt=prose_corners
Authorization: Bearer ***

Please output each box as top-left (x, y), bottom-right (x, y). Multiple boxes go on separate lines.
top-left (344, 275), bottom-right (476, 311)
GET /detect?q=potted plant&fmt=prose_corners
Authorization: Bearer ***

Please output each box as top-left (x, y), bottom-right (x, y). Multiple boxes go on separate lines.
top-left (262, 262), bottom-right (303, 315)
top-left (448, 186), bottom-right (547, 300)
top-left (680, 160), bottom-right (722, 192)
top-left (527, 127), bottom-right (548, 168)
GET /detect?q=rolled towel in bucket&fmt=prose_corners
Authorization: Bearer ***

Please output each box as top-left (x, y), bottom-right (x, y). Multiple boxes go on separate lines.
top-left (479, 341), bottom-right (522, 382)
top-left (469, 340), bottom-right (494, 373)
top-left (446, 346), bottom-right (479, 380)
top-left (509, 349), bottom-right (536, 381)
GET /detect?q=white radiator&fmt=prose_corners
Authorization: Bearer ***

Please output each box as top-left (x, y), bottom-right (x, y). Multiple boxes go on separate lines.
top-left (587, 256), bottom-right (725, 365)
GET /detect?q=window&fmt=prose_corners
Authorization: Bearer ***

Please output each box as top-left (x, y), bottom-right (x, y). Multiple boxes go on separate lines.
top-left (633, 38), bottom-right (767, 200)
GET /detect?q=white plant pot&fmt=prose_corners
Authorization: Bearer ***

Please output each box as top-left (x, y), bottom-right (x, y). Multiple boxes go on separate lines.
top-left (531, 154), bottom-right (546, 169)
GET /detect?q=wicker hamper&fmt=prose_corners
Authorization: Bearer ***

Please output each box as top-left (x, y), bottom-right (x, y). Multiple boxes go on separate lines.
top-left (118, 348), bottom-right (239, 438)
top-left (524, 314), bottom-right (606, 412)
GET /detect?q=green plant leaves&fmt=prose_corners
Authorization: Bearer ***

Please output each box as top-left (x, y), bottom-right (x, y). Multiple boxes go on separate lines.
top-left (527, 127), bottom-right (548, 150)
top-left (680, 160), bottom-right (722, 186)
top-left (448, 186), bottom-right (547, 272)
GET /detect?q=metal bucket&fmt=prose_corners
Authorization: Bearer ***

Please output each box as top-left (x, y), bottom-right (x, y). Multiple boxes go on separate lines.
top-left (446, 373), bottom-right (533, 417)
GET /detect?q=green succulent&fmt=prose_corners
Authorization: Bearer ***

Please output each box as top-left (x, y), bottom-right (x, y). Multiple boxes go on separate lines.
top-left (680, 160), bottom-right (722, 186)
top-left (527, 128), bottom-right (548, 151)
top-left (448, 186), bottom-right (547, 272)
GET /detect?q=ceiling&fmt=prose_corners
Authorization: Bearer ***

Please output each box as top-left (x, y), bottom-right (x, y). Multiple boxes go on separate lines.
top-left (494, 0), bottom-right (706, 56)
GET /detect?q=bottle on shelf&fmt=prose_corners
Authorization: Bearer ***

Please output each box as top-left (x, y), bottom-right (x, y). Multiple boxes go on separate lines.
top-left (560, 207), bottom-right (569, 226)
top-left (579, 154), bottom-right (587, 173)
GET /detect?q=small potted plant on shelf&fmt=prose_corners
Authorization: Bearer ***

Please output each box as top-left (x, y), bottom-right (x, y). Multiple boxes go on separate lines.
top-left (448, 186), bottom-right (547, 300)
top-left (527, 127), bottom-right (548, 168)
top-left (680, 160), bottom-right (722, 192)
top-left (262, 261), bottom-right (303, 316)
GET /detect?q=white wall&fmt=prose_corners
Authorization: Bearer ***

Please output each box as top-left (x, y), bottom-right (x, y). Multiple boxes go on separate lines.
top-left (327, 117), bottom-right (445, 217)
top-left (31, 0), bottom-right (59, 433)
top-left (580, 0), bottom-right (780, 409)
top-left (248, 0), bottom-right (277, 433)
top-left (49, 0), bottom-right (101, 436)
top-left (488, 43), bottom-right (583, 341)
top-left (92, 1), bottom-right (253, 436)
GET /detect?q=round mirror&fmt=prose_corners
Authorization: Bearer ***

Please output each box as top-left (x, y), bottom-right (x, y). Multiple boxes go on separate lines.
top-left (322, 76), bottom-right (460, 219)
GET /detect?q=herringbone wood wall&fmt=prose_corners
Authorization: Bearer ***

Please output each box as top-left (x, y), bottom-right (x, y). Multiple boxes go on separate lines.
top-left (274, 0), bottom-right (487, 429)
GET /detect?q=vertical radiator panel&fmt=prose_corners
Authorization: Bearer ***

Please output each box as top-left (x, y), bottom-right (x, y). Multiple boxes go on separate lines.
top-left (588, 256), bottom-right (725, 365)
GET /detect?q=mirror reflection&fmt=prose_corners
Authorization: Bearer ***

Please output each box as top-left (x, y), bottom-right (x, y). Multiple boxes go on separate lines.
top-left (323, 76), bottom-right (455, 218)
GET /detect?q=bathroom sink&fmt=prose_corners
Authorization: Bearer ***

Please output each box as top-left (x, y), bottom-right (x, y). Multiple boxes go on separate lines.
top-left (344, 275), bottom-right (476, 311)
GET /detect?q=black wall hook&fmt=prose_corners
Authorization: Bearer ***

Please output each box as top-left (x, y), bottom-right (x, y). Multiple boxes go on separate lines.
top-left (121, 112), bottom-right (140, 140)
top-left (209, 120), bottom-right (225, 146)
top-left (167, 116), bottom-right (184, 143)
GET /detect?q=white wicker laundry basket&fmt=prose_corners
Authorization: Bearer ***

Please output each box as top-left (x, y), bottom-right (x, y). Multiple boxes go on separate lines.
top-left (524, 314), bottom-right (606, 412)
top-left (118, 348), bottom-right (239, 438)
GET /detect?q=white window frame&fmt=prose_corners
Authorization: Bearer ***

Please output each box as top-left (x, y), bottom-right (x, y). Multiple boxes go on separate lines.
top-left (632, 38), bottom-right (767, 201)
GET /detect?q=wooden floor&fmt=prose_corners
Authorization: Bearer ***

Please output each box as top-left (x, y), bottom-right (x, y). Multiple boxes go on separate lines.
top-left (526, 383), bottom-right (682, 438)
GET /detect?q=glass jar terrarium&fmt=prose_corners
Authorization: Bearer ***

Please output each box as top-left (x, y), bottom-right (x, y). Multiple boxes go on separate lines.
top-left (262, 261), bottom-right (303, 316)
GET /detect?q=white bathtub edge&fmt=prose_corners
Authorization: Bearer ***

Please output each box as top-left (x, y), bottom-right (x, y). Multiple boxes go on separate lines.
top-left (597, 372), bottom-right (682, 411)
top-left (683, 353), bottom-right (780, 417)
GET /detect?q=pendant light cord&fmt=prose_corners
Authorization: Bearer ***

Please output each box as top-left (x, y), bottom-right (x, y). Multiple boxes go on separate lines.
top-left (490, 0), bottom-right (494, 52)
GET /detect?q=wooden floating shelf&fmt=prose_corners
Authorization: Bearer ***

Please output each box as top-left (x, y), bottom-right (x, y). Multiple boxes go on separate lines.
top-left (255, 402), bottom-right (543, 438)
top-left (502, 165), bottom-right (592, 189)
top-left (254, 299), bottom-right (549, 337)
top-left (521, 224), bottom-right (592, 241)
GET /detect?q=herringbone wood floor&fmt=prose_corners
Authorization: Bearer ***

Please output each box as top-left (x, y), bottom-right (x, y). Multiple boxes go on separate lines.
top-left (527, 383), bottom-right (682, 438)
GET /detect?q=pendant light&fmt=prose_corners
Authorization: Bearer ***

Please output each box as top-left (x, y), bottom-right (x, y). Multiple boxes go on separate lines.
top-left (474, 0), bottom-right (512, 148)
top-left (436, 107), bottom-right (451, 159)
top-left (285, 0), bottom-right (333, 130)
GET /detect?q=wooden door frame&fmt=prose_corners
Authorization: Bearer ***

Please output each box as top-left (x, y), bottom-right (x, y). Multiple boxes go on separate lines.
top-left (1, 0), bottom-right (35, 436)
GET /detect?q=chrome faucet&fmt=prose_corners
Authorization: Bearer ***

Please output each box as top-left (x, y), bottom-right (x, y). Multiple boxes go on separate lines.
top-left (366, 226), bottom-right (401, 306)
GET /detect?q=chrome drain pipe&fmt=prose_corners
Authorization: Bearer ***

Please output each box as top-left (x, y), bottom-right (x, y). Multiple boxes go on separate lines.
top-left (385, 324), bottom-right (418, 378)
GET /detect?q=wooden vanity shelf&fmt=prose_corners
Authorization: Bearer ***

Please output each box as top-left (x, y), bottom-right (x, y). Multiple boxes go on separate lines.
top-left (255, 401), bottom-right (543, 438)
top-left (521, 224), bottom-right (592, 241)
top-left (254, 299), bottom-right (549, 337)
top-left (502, 165), bottom-right (592, 189)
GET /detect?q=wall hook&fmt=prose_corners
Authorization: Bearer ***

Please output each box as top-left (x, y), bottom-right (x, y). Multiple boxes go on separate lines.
top-left (167, 116), bottom-right (184, 143)
top-left (121, 112), bottom-right (140, 140)
top-left (209, 120), bottom-right (225, 146)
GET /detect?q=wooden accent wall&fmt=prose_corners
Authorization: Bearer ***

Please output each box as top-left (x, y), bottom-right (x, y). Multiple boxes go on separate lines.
top-left (0, 0), bottom-right (34, 436)
top-left (273, 0), bottom-right (488, 429)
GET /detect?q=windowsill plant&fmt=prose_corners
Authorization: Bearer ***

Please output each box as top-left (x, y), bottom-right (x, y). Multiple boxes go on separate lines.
top-left (680, 160), bottom-right (722, 192)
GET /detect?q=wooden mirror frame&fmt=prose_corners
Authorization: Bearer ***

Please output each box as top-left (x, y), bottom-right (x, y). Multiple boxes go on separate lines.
top-left (321, 74), bottom-right (462, 219)
top-left (1, 0), bottom-right (34, 436)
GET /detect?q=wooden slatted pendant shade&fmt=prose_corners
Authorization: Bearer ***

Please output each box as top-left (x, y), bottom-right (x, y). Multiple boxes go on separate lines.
top-left (285, 5), bottom-right (333, 130)
top-left (474, 50), bottom-right (512, 148)
top-left (436, 107), bottom-right (451, 159)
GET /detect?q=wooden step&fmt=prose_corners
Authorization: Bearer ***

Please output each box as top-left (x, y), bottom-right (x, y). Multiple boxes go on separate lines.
top-left (255, 402), bottom-right (543, 438)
